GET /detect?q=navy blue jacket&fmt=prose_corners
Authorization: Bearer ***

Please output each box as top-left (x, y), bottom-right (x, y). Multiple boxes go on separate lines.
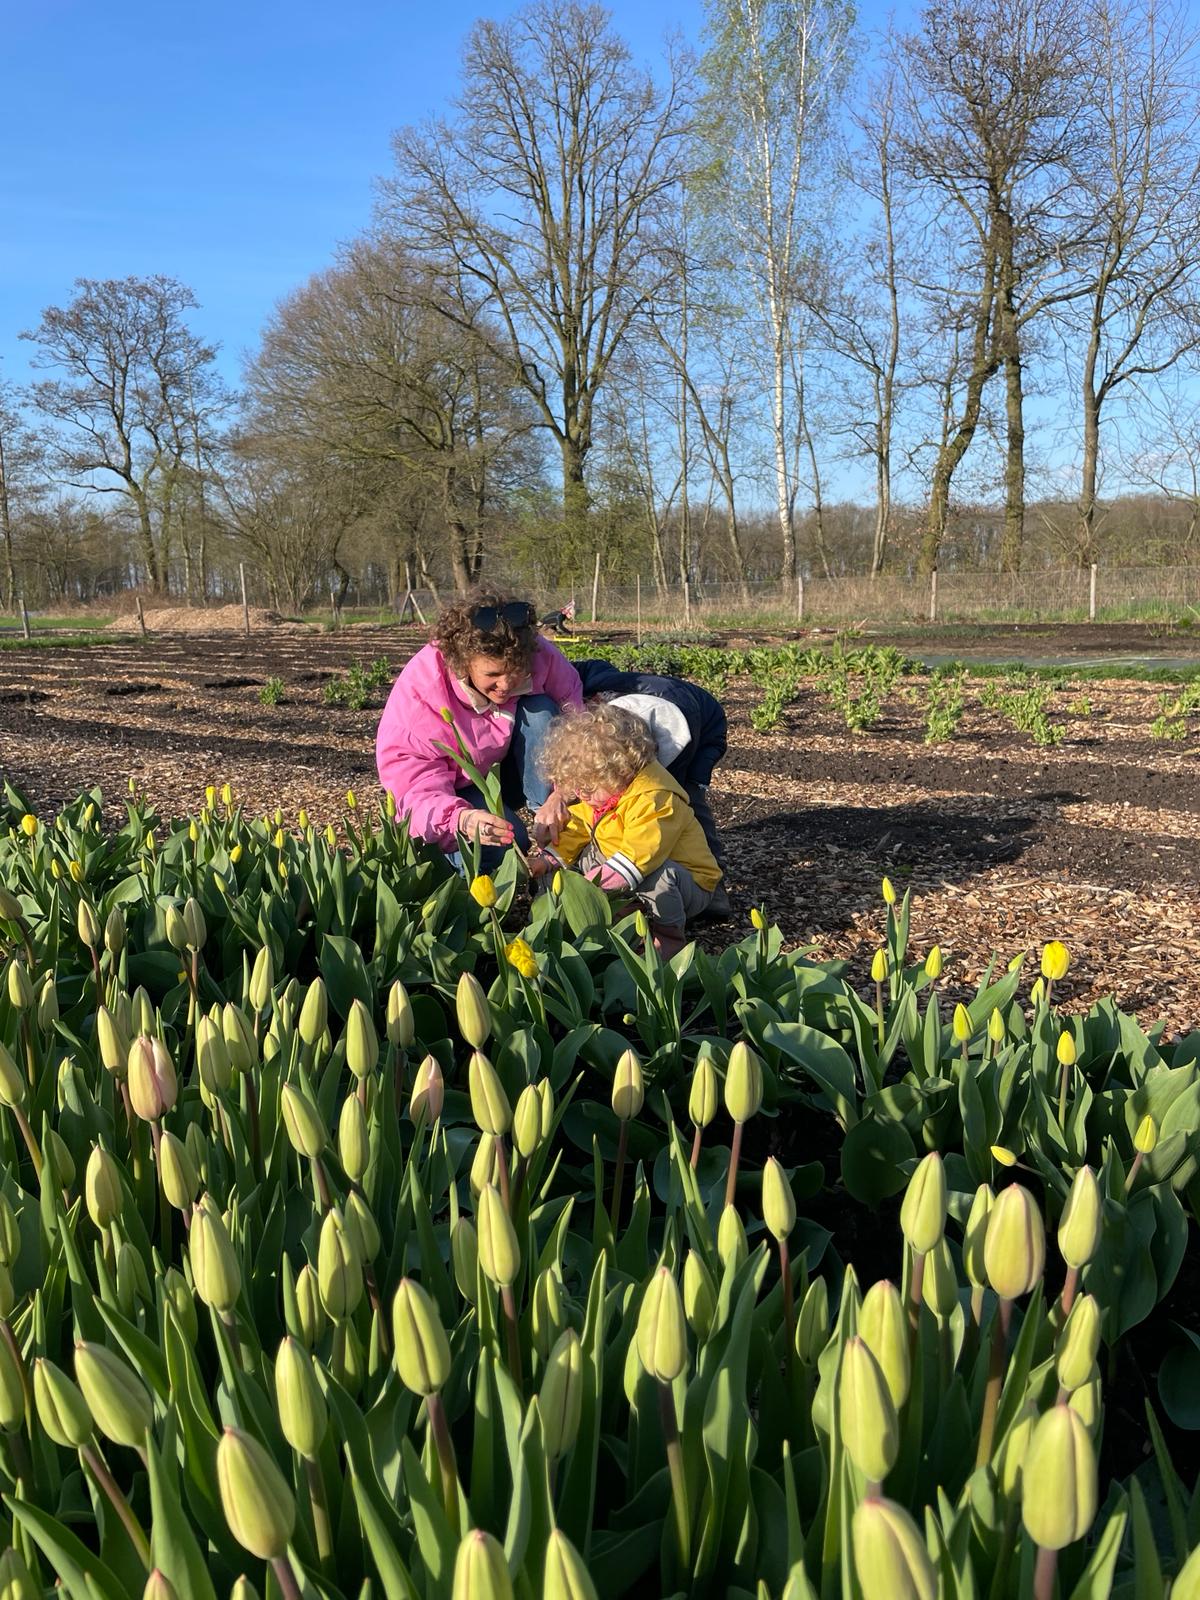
top-left (575, 659), bottom-right (728, 787)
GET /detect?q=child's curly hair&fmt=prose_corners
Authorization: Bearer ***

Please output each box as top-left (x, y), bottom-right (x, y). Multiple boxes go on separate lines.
top-left (433, 591), bottom-right (539, 678)
top-left (538, 704), bottom-right (656, 798)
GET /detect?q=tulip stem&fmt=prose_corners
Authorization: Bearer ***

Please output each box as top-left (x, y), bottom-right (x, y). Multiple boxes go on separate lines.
top-left (906, 1249), bottom-right (925, 1350)
top-left (312, 1155), bottom-right (333, 1211)
top-left (81, 1442), bottom-right (151, 1568)
top-left (364, 1262), bottom-right (391, 1356)
top-left (1059, 1264), bottom-right (1079, 1320)
top-left (246, 1074), bottom-right (262, 1172)
top-left (9, 1105), bottom-right (42, 1181)
top-left (500, 1284), bottom-right (523, 1395)
top-left (426, 1391), bottom-right (460, 1536)
top-left (975, 1297), bottom-right (1012, 1469)
top-left (494, 1136), bottom-right (512, 1215)
top-left (1056, 1055), bottom-right (1071, 1128)
top-left (725, 1120), bottom-right (744, 1210)
top-left (779, 1239), bottom-right (795, 1368)
top-left (1127, 1150), bottom-right (1145, 1191)
top-left (270, 1554), bottom-right (304, 1600)
top-left (305, 1455), bottom-right (334, 1567)
top-left (1033, 1545), bottom-right (1058, 1600)
top-left (658, 1380), bottom-right (691, 1566)
top-left (20, 1014), bottom-right (36, 1094)
top-left (149, 1121), bottom-right (172, 1259)
top-left (874, 978), bottom-right (885, 1052)
top-left (610, 1120), bottom-right (629, 1233)
top-left (689, 1124), bottom-right (702, 1170)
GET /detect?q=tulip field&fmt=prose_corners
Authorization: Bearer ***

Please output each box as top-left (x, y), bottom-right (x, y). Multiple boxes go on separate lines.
top-left (0, 764), bottom-right (1198, 1600)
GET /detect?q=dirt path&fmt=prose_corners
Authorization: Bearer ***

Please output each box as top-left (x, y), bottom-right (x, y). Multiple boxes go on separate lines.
top-left (2, 627), bottom-right (1197, 1032)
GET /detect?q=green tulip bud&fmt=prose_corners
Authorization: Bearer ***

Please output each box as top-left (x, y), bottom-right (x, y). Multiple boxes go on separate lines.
top-left (984, 1183), bottom-right (1045, 1301)
top-left (338, 1095), bottom-right (370, 1182)
top-left (74, 1340), bottom-right (153, 1449)
top-left (102, 905), bottom-right (126, 957)
top-left (162, 1267), bottom-right (198, 1345)
top-left (96, 1006), bottom-right (130, 1076)
top-left (34, 1357), bottom-right (93, 1447)
top-left (1056, 1295), bottom-right (1101, 1394)
top-left (297, 978), bottom-right (327, 1047)
top-left (0, 1547), bottom-right (39, 1600)
top-left (36, 975), bottom-right (59, 1033)
top-left (43, 1127), bottom-right (74, 1190)
top-left (531, 1266), bottom-right (567, 1358)
top-left (222, 1003), bottom-right (257, 1073)
top-left (839, 1336), bottom-right (899, 1482)
top-left (274, 1337), bottom-right (326, 1459)
top-left (859, 1280), bottom-right (910, 1407)
top-left (470, 1132), bottom-right (501, 1195)
top-left (682, 1250), bottom-right (717, 1342)
top-left (248, 945), bottom-right (274, 1013)
top-left (281, 1082), bottom-right (326, 1158)
top-left (724, 1041), bottom-right (763, 1123)
top-left (1169, 1544), bottom-right (1200, 1600)
top-left (317, 1209), bottom-right (363, 1319)
top-left (4, 964), bottom-right (33, 1038)
top-left (962, 1183), bottom-right (995, 1288)
top-left (899, 1153), bottom-right (946, 1254)
top-left (924, 945), bottom-right (943, 980)
top-left (386, 980), bottom-right (414, 1047)
top-left (0, 1335), bottom-right (23, 1432)
top-left (537, 1078), bottom-right (555, 1138)
top-left (154, 1130), bottom-right (197, 1212)
top-left (77, 900), bottom-right (102, 950)
top-left (870, 948), bottom-right (888, 984)
top-left (451, 1529), bottom-right (512, 1600)
top-left (164, 904), bottom-right (188, 952)
top-left (217, 1427), bottom-right (296, 1560)
top-left (343, 1190), bottom-right (380, 1262)
top-left (190, 1195), bottom-right (242, 1312)
top-left (85, 1145), bottom-right (123, 1228)
top-left (393, 1278), bottom-right (452, 1396)
top-left (1021, 1404), bottom-right (1097, 1550)
top-left (1068, 1368), bottom-right (1102, 1432)
top-left (539, 1329), bottom-right (583, 1460)
top-left (229, 1579), bottom-right (261, 1600)
top-left (637, 1266), bottom-right (688, 1384)
top-left (477, 1184), bottom-right (520, 1288)
top-left (452, 1217), bottom-right (479, 1304)
top-left (455, 972), bottom-right (492, 1050)
top-left (1058, 1166), bottom-right (1101, 1270)
top-left (717, 1205), bottom-right (747, 1274)
top-left (921, 1238), bottom-right (958, 1320)
top-left (116, 1242), bottom-right (151, 1314)
top-left (952, 1002), bottom-right (972, 1043)
top-left (611, 1049), bottom-right (644, 1121)
top-left (411, 1055), bottom-right (445, 1122)
top-left (295, 1265), bottom-right (325, 1348)
top-left (543, 1529), bottom-right (598, 1600)
top-left (689, 1058), bottom-right (718, 1129)
top-left (988, 1006), bottom-right (1006, 1043)
top-left (195, 1016), bottom-right (232, 1095)
top-left (1134, 1114), bottom-right (1158, 1154)
top-left (0, 1044), bottom-right (25, 1109)
top-left (345, 999), bottom-right (379, 1078)
top-left (130, 986), bottom-right (155, 1037)
top-left (796, 1275), bottom-right (830, 1365)
top-left (513, 1085), bottom-right (542, 1159)
top-left (127, 1035), bottom-right (177, 1121)
top-left (142, 1571), bottom-right (180, 1600)
top-left (1030, 976), bottom-right (1046, 1007)
top-left (468, 1052), bottom-right (511, 1137)
top-left (182, 896), bottom-right (206, 951)
top-left (762, 1158), bottom-right (795, 1242)
top-left (851, 1497), bottom-right (936, 1600)
top-left (0, 1262), bottom-right (13, 1320)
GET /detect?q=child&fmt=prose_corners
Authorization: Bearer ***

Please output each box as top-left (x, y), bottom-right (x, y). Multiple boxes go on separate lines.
top-left (532, 704), bottom-right (723, 955)
top-left (574, 657), bottom-right (729, 912)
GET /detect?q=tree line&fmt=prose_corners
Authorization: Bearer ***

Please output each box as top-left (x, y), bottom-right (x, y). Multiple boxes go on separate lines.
top-left (4, 0), bottom-right (1200, 612)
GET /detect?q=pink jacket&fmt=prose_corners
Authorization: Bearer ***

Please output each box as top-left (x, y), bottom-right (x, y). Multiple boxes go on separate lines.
top-left (375, 640), bottom-right (583, 848)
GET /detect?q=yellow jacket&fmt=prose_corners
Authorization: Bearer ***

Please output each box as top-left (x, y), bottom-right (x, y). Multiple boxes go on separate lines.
top-left (550, 761), bottom-right (721, 892)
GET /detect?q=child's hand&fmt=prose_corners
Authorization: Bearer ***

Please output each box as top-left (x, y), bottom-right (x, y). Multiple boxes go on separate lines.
top-left (526, 850), bottom-right (553, 878)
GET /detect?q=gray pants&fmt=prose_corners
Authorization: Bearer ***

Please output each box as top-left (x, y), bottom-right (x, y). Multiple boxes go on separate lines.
top-left (579, 844), bottom-right (714, 929)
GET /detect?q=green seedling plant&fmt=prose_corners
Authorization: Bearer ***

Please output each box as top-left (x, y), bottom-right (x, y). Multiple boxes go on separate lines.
top-left (258, 676), bottom-right (285, 707)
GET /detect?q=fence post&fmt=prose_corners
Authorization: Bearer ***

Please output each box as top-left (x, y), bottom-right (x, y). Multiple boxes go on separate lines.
top-left (636, 575), bottom-right (642, 646)
top-left (19, 597), bottom-right (30, 642)
top-left (929, 567), bottom-right (939, 624)
top-left (590, 550), bottom-right (600, 624)
top-left (239, 563), bottom-right (251, 636)
top-left (135, 596), bottom-right (147, 638)
top-left (684, 577), bottom-right (692, 626)
top-left (1089, 563), bottom-right (1098, 622)
top-left (797, 571), bottom-right (805, 626)
top-left (330, 589), bottom-right (339, 630)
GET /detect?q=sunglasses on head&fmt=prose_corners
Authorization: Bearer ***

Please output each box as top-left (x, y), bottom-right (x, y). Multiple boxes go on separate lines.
top-left (471, 601), bottom-right (535, 632)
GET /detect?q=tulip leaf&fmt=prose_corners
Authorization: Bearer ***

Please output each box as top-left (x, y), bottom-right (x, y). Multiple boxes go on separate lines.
top-left (839, 1115), bottom-right (914, 1205)
top-left (1158, 1327), bottom-right (1200, 1429)
top-left (96, 1298), bottom-right (170, 1402)
top-left (6, 1495), bottom-right (129, 1600)
top-left (349, 1469), bottom-right (421, 1600)
top-left (761, 1021), bottom-right (859, 1129)
top-left (1067, 1497), bottom-right (1128, 1600)
top-left (146, 1420), bottom-right (220, 1600)
top-left (400, 1434), bottom-right (456, 1588)
top-left (319, 935), bottom-right (373, 1021)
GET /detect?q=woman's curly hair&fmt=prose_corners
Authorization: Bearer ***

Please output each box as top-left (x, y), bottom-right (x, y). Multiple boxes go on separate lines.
top-left (538, 704), bottom-right (656, 798)
top-left (433, 591), bottom-right (539, 678)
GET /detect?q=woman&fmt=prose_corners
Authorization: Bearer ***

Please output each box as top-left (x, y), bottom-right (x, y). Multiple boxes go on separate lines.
top-left (375, 593), bottom-right (581, 864)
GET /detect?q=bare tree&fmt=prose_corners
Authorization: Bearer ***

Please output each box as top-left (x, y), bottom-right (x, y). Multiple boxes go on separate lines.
top-left (21, 277), bottom-right (223, 594)
top-left (1064, 0), bottom-right (1200, 567)
top-left (0, 383), bottom-right (45, 611)
top-left (386, 2), bottom-right (691, 542)
top-left (698, 0), bottom-right (855, 581)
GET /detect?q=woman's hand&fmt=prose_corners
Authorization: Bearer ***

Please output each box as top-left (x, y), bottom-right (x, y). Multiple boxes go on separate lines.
top-left (533, 789), bottom-right (572, 843)
top-left (458, 809), bottom-right (514, 847)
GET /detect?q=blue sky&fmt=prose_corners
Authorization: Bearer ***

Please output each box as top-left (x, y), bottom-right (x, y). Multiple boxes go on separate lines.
top-left (3, 0), bottom-right (795, 391)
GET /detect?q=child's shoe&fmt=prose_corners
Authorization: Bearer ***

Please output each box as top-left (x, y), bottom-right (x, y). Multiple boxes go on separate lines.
top-left (650, 922), bottom-right (687, 959)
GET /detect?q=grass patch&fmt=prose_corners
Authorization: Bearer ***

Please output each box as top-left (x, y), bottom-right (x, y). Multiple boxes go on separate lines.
top-left (0, 632), bottom-right (122, 651)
